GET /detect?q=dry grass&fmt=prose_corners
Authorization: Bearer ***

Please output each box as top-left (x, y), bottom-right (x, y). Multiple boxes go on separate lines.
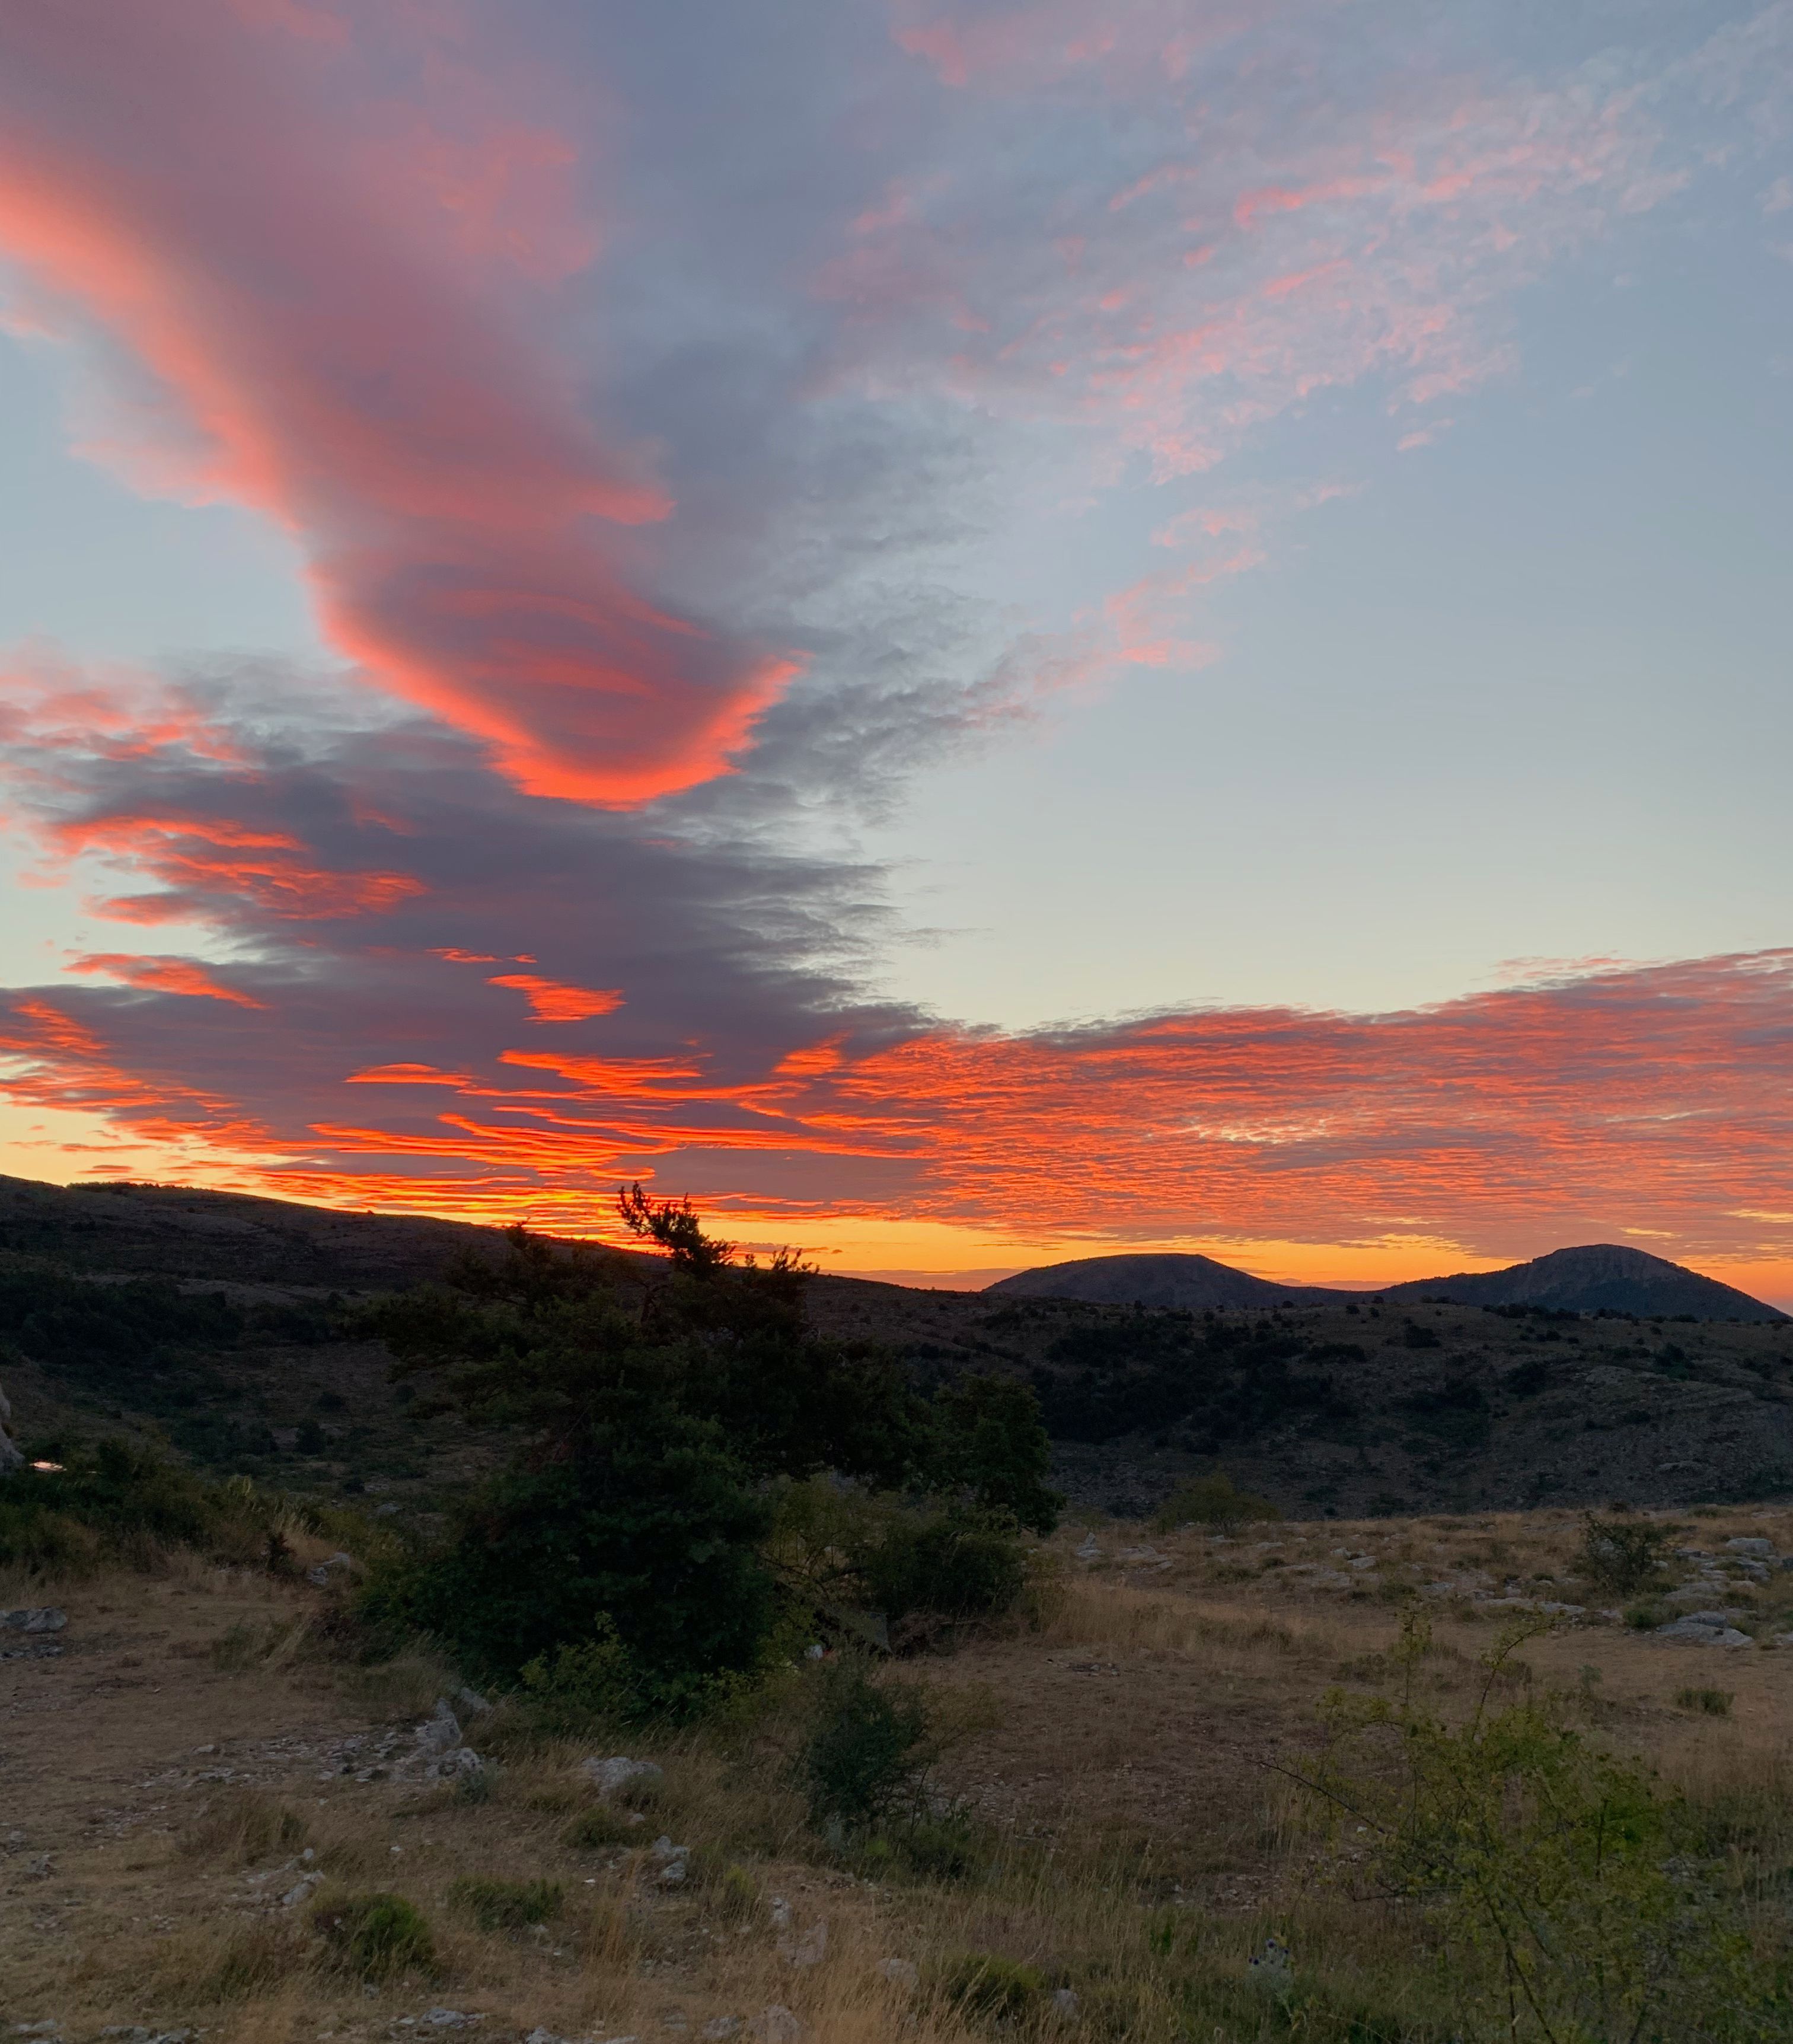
top-left (4, 1504), bottom-right (1791, 2043)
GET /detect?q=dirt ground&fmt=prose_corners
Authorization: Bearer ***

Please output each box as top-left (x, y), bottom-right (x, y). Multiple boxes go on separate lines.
top-left (5, 1502), bottom-right (1792, 2041)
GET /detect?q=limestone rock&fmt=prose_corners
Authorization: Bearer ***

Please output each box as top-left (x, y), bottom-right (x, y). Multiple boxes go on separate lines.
top-left (1655, 1615), bottom-right (1753, 1647)
top-left (1, 1609), bottom-right (66, 1634)
top-left (1725, 1538), bottom-right (1775, 1557)
top-left (582, 1756), bottom-right (663, 1800)
top-left (748, 2009), bottom-right (802, 2044)
top-left (876, 1959), bottom-right (919, 1991)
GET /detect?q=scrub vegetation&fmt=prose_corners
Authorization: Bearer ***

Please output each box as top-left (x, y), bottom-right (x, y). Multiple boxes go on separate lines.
top-left (5, 1194), bottom-right (1793, 2042)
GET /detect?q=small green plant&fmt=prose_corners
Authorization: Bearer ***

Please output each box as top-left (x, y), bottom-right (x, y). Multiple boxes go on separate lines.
top-left (800, 1659), bottom-right (936, 1836)
top-left (209, 1620), bottom-right (263, 1673)
top-left (561, 1804), bottom-right (636, 1849)
top-left (1577, 1512), bottom-right (1673, 1596)
top-left (1151, 1472), bottom-right (1280, 1533)
top-left (448, 1875), bottom-right (562, 1932)
top-left (518, 1624), bottom-right (636, 1730)
top-left (1674, 1686), bottom-right (1735, 1717)
top-left (310, 1890), bottom-right (436, 1978)
top-left (940, 1952), bottom-right (1045, 2024)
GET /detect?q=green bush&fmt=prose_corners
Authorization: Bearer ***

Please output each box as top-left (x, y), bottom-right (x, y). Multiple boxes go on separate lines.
top-left (1675, 1686), bottom-right (1735, 1717)
top-left (927, 1374), bottom-right (1062, 1533)
top-left (857, 1504), bottom-right (1030, 1625)
top-left (561, 1804), bottom-right (636, 1850)
top-left (0, 1437), bottom-right (274, 1573)
top-left (800, 1659), bottom-right (936, 1835)
top-left (1150, 1472), bottom-right (1280, 1533)
top-left (447, 1876), bottom-right (561, 1932)
top-left (310, 1890), bottom-right (435, 1979)
top-left (1300, 1613), bottom-right (1778, 2040)
top-left (939, 1952), bottom-right (1045, 2024)
top-left (1577, 1513), bottom-right (1673, 1596)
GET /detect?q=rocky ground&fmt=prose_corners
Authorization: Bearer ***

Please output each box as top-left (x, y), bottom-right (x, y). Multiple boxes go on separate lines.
top-left (5, 1500), bottom-right (1792, 2042)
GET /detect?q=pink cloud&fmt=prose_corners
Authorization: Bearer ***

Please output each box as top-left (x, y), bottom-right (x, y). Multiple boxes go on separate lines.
top-left (65, 953), bottom-right (267, 1008)
top-left (0, 0), bottom-right (797, 804)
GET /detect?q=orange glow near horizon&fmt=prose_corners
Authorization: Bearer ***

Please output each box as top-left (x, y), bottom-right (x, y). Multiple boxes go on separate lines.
top-left (5, 948), bottom-right (1793, 1306)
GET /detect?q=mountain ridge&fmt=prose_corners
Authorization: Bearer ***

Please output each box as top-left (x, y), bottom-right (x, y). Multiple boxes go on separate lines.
top-left (987, 1241), bottom-right (1785, 1322)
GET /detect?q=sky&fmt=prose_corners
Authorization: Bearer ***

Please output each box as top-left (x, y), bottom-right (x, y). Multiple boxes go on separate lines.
top-left (0, 0), bottom-right (1790, 1298)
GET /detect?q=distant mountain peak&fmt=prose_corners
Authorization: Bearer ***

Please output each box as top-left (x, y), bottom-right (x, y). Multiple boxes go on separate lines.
top-left (986, 1241), bottom-right (1785, 1321)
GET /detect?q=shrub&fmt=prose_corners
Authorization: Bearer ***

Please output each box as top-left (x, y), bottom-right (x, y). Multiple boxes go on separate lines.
top-left (1150, 1472), bottom-right (1280, 1533)
top-left (799, 1659), bottom-right (936, 1835)
top-left (310, 1890), bottom-right (435, 1978)
top-left (0, 1436), bottom-right (273, 1573)
top-left (857, 1504), bottom-right (1030, 1626)
top-left (364, 1417), bottom-right (779, 1713)
top-left (939, 1952), bottom-right (1045, 2024)
top-left (448, 1876), bottom-right (561, 1932)
top-left (1577, 1513), bottom-right (1673, 1596)
top-left (1675, 1686), bottom-right (1734, 1717)
top-left (179, 1786), bottom-right (308, 1866)
top-left (1299, 1613), bottom-right (1776, 2040)
top-left (562, 1804), bottom-right (637, 1850)
top-left (927, 1374), bottom-right (1063, 1533)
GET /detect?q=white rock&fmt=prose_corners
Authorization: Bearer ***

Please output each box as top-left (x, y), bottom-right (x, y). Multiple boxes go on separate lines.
top-left (1655, 1616), bottom-right (1753, 1647)
top-left (1725, 1538), bottom-right (1775, 1557)
top-left (1049, 1988), bottom-right (1080, 2016)
top-left (779, 1921), bottom-right (828, 1968)
top-left (423, 2013), bottom-right (482, 2029)
top-left (582, 1756), bottom-right (663, 1800)
top-left (1074, 1535), bottom-right (1099, 1561)
top-left (749, 2010), bottom-right (802, 2044)
top-left (876, 1959), bottom-right (919, 1991)
top-left (768, 1896), bottom-right (792, 1931)
top-left (701, 2020), bottom-right (744, 2039)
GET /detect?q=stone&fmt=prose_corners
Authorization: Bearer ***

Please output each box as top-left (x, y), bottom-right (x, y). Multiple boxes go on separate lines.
top-left (1049, 1989), bottom-right (1080, 2016)
top-left (768, 1896), bottom-right (793, 1931)
top-left (748, 2010), bottom-right (802, 2044)
top-left (1074, 1534), bottom-right (1099, 1561)
top-left (779, 1920), bottom-right (827, 1968)
top-left (701, 2020), bottom-right (744, 2039)
top-left (582, 1756), bottom-right (663, 1800)
top-left (1655, 1616), bottom-right (1753, 1647)
top-left (875, 1959), bottom-right (919, 1991)
top-left (23, 1854), bottom-right (52, 1880)
top-left (1725, 1538), bottom-right (1775, 1557)
top-left (0, 1609), bottom-right (67, 1634)
top-left (423, 2013), bottom-right (482, 2029)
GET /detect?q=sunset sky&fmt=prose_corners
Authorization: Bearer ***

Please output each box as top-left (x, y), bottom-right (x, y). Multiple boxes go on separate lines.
top-left (1, 1), bottom-right (1791, 1297)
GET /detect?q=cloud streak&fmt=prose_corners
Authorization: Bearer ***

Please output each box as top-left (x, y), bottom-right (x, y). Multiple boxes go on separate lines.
top-left (0, 0), bottom-right (796, 803)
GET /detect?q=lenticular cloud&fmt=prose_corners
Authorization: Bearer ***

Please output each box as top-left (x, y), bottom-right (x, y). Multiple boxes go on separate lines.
top-left (0, 0), bottom-right (796, 804)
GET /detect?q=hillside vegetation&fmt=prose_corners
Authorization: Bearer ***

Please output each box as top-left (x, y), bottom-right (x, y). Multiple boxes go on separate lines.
top-left (4, 1175), bottom-right (1791, 1522)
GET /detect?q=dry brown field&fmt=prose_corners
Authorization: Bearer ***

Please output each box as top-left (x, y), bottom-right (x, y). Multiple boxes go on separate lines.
top-left (6, 1501), bottom-right (1792, 2044)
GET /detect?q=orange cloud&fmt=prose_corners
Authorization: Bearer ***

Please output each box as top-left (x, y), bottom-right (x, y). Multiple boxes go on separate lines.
top-left (0, 1), bottom-right (797, 803)
top-left (486, 976), bottom-right (624, 1023)
top-left (65, 953), bottom-right (266, 1008)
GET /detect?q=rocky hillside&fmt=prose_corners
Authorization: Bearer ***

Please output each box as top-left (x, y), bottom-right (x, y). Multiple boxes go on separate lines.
top-left (2, 1173), bottom-right (1791, 1521)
